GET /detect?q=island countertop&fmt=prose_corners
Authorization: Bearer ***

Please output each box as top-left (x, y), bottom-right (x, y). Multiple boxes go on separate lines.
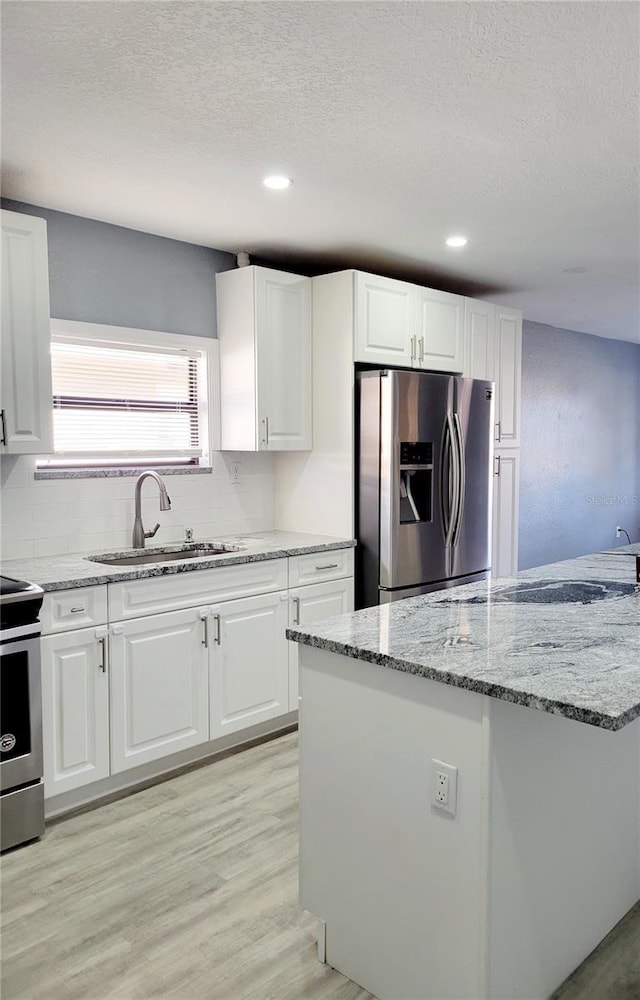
top-left (288, 544), bottom-right (640, 730)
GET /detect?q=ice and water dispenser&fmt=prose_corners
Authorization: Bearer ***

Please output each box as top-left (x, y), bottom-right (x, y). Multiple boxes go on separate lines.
top-left (398, 442), bottom-right (433, 524)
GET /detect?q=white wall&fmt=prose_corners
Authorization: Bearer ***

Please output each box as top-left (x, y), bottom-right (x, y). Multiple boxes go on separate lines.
top-left (0, 453), bottom-right (275, 560)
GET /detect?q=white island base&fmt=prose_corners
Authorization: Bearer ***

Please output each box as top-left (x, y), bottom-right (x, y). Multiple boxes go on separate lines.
top-left (299, 646), bottom-right (640, 1000)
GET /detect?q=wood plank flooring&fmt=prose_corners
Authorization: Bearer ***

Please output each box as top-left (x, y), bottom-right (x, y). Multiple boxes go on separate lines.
top-left (2, 729), bottom-right (639, 1000)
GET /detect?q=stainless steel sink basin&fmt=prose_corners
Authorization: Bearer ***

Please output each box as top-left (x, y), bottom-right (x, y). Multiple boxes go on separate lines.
top-left (88, 543), bottom-right (243, 566)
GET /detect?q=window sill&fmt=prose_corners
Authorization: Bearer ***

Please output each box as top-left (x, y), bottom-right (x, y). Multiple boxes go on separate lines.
top-left (34, 466), bottom-right (213, 481)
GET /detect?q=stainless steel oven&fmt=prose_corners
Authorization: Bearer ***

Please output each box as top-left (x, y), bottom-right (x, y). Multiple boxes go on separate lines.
top-left (0, 576), bottom-right (45, 851)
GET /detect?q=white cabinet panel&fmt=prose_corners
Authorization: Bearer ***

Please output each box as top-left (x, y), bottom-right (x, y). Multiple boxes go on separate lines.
top-left (354, 272), bottom-right (414, 365)
top-left (492, 451), bottom-right (520, 578)
top-left (0, 210), bottom-right (53, 453)
top-left (209, 591), bottom-right (289, 739)
top-left (288, 577), bottom-right (354, 709)
top-left (415, 287), bottom-right (464, 373)
top-left (41, 628), bottom-right (110, 797)
top-left (495, 307), bottom-right (522, 448)
top-left (288, 547), bottom-right (354, 587)
top-left (217, 266), bottom-right (312, 451)
top-left (464, 299), bottom-right (496, 382)
top-left (108, 558), bottom-right (288, 620)
top-left (109, 608), bottom-right (209, 773)
top-left (41, 585), bottom-right (108, 635)
top-left (256, 269), bottom-right (312, 450)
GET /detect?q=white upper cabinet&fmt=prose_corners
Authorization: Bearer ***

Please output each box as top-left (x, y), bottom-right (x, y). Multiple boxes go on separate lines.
top-left (217, 265), bottom-right (312, 451)
top-left (353, 272), bottom-right (463, 372)
top-left (464, 298), bottom-right (496, 382)
top-left (463, 299), bottom-right (522, 448)
top-left (354, 272), bottom-right (415, 366)
top-left (414, 287), bottom-right (464, 373)
top-left (494, 307), bottom-right (522, 448)
top-left (0, 210), bottom-right (53, 453)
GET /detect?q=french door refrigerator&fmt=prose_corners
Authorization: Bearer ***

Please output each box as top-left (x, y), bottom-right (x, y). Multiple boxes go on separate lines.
top-left (356, 368), bottom-right (494, 609)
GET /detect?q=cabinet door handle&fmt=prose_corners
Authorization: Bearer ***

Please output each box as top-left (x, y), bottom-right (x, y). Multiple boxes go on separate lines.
top-left (261, 416), bottom-right (269, 446)
top-left (410, 336), bottom-right (417, 362)
top-left (495, 421), bottom-right (501, 443)
top-left (97, 636), bottom-right (107, 673)
top-left (315, 563), bottom-right (339, 571)
top-left (292, 597), bottom-right (300, 626)
top-left (494, 455), bottom-right (501, 477)
top-left (212, 614), bottom-right (221, 645)
top-left (418, 337), bottom-right (425, 363)
top-left (201, 616), bottom-right (209, 648)
top-left (0, 409), bottom-right (6, 446)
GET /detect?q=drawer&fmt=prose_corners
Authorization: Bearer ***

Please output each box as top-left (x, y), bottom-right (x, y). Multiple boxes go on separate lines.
top-left (41, 585), bottom-right (108, 635)
top-left (108, 558), bottom-right (288, 620)
top-left (288, 547), bottom-right (354, 587)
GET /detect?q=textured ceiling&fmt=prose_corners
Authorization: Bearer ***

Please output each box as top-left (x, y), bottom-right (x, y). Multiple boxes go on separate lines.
top-left (2, 1), bottom-right (639, 343)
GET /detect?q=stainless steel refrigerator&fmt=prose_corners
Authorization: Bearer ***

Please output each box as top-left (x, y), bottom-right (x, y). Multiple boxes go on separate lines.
top-left (356, 368), bottom-right (494, 609)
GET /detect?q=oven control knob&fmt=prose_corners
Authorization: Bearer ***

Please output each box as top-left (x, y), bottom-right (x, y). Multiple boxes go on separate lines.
top-left (1, 733), bottom-right (16, 752)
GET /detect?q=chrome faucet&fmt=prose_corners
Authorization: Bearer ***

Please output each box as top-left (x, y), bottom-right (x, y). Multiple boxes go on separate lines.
top-left (132, 471), bottom-right (172, 548)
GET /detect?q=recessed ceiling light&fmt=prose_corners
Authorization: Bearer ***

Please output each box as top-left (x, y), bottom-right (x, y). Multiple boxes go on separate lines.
top-left (262, 175), bottom-right (293, 190)
top-left (445, 235), bottom-right (468, 248)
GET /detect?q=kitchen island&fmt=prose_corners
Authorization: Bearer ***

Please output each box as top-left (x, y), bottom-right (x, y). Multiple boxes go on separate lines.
top-left (288, 545), bottom-right (640, 1000)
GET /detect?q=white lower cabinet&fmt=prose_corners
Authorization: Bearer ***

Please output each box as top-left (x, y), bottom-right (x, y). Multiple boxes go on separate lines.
top-left (41, 627), bottom-right (110, 797)
top-left (40, 551), bottom-right (353, 805)
top-left (288, 578), bottom-right (354, 707)
top-left (492, 450), bottom-right (520, 577)
top-left (209, 591), bottom-right (289, 739)
top-left (109, 608), bottom-right (209, 774)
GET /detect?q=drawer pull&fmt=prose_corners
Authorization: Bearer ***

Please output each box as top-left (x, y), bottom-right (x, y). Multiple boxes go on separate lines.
top-left (315, 563), bottom-right (339, 571)
top-left (70, 606), bottom-right (85, 614)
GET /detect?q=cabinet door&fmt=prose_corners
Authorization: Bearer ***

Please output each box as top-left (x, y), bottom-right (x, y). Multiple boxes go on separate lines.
top-left (288, 578), bottom-right (354, 709)
top-left (41, 628), bottom-right (110, 797)
top-left (354, 272), bottom-right (414, 366)
top-left (495, 307), bottom-right (522, 448)
top-left (464, 299), bottom-right (496, 382)
top-left (256, 268), bottom-right (312, 450)
top-left (109, 609), bottom-right (209, 773)
top-left (0, 210), bottom-right (53, 453)
top-left (492, 450), bottom-right (520, 578)
top-left (415, 287), bottom-right (464, 373)
top-left (209, 591), bottom-right (289, 739)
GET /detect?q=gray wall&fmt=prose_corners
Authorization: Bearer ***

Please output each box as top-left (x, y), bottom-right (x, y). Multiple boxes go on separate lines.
top-left (1, 199), bottom-right (235, 337)
top-left (519, 321), bottom-right (640, 569)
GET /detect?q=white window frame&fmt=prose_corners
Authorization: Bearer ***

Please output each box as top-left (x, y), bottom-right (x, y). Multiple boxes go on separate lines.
top-left (38, 319), bottom-right (220, 472)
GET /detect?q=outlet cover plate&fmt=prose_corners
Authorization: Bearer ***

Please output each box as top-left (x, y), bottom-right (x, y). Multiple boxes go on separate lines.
top-left (431, 758), bottom-right (458, 816)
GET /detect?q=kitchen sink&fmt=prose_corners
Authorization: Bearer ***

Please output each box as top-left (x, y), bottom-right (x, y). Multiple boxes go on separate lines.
top-left (448, 578), bottom-right (637, 606)
top-left (87, 542), bottom-right (244, 566)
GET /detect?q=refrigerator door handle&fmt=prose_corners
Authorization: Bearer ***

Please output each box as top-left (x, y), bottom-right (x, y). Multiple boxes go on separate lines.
top-left (440, 412), bottom-right (457, 548)
top-left (452, 412), bottom-right (466, 546)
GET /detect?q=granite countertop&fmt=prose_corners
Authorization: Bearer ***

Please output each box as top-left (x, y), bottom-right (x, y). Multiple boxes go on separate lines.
top-left (1, 530), bottom-right (354, 592)
top-left (288, 544), bottom-right (640, 731)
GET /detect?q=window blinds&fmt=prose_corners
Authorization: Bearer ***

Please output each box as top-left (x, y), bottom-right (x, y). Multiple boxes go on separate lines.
top-left (46, 339), bottom-right (206, 465)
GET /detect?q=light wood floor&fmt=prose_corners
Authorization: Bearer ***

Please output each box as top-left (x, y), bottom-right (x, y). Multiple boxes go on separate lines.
top-left (2, 730), bottom-right (638, 1000)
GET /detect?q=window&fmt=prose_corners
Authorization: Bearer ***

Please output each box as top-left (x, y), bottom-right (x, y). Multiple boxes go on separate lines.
top-left (38, 320), bottom-right (218, 472)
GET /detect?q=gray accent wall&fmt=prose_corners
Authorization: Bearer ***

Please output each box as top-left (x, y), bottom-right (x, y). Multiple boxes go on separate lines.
top-left (519, 321), bottom-right (640, 569)
top-left (1, 199), bottom-right (235, 337)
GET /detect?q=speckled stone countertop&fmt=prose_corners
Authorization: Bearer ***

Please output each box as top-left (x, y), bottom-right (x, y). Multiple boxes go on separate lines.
top-left (1, 531), bottom-right (354, 592)
top-left (288, 544), bottom-right (640, 731)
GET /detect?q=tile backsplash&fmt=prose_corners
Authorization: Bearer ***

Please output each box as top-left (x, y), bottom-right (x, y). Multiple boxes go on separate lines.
top-left (0, 453), bottom-right (275, 560)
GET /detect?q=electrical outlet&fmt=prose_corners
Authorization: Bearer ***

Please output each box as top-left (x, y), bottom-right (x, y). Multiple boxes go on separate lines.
top-left (230, 461), bottom-right (241, 484)
top-left (431, 758), bottom-right (458, 816)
